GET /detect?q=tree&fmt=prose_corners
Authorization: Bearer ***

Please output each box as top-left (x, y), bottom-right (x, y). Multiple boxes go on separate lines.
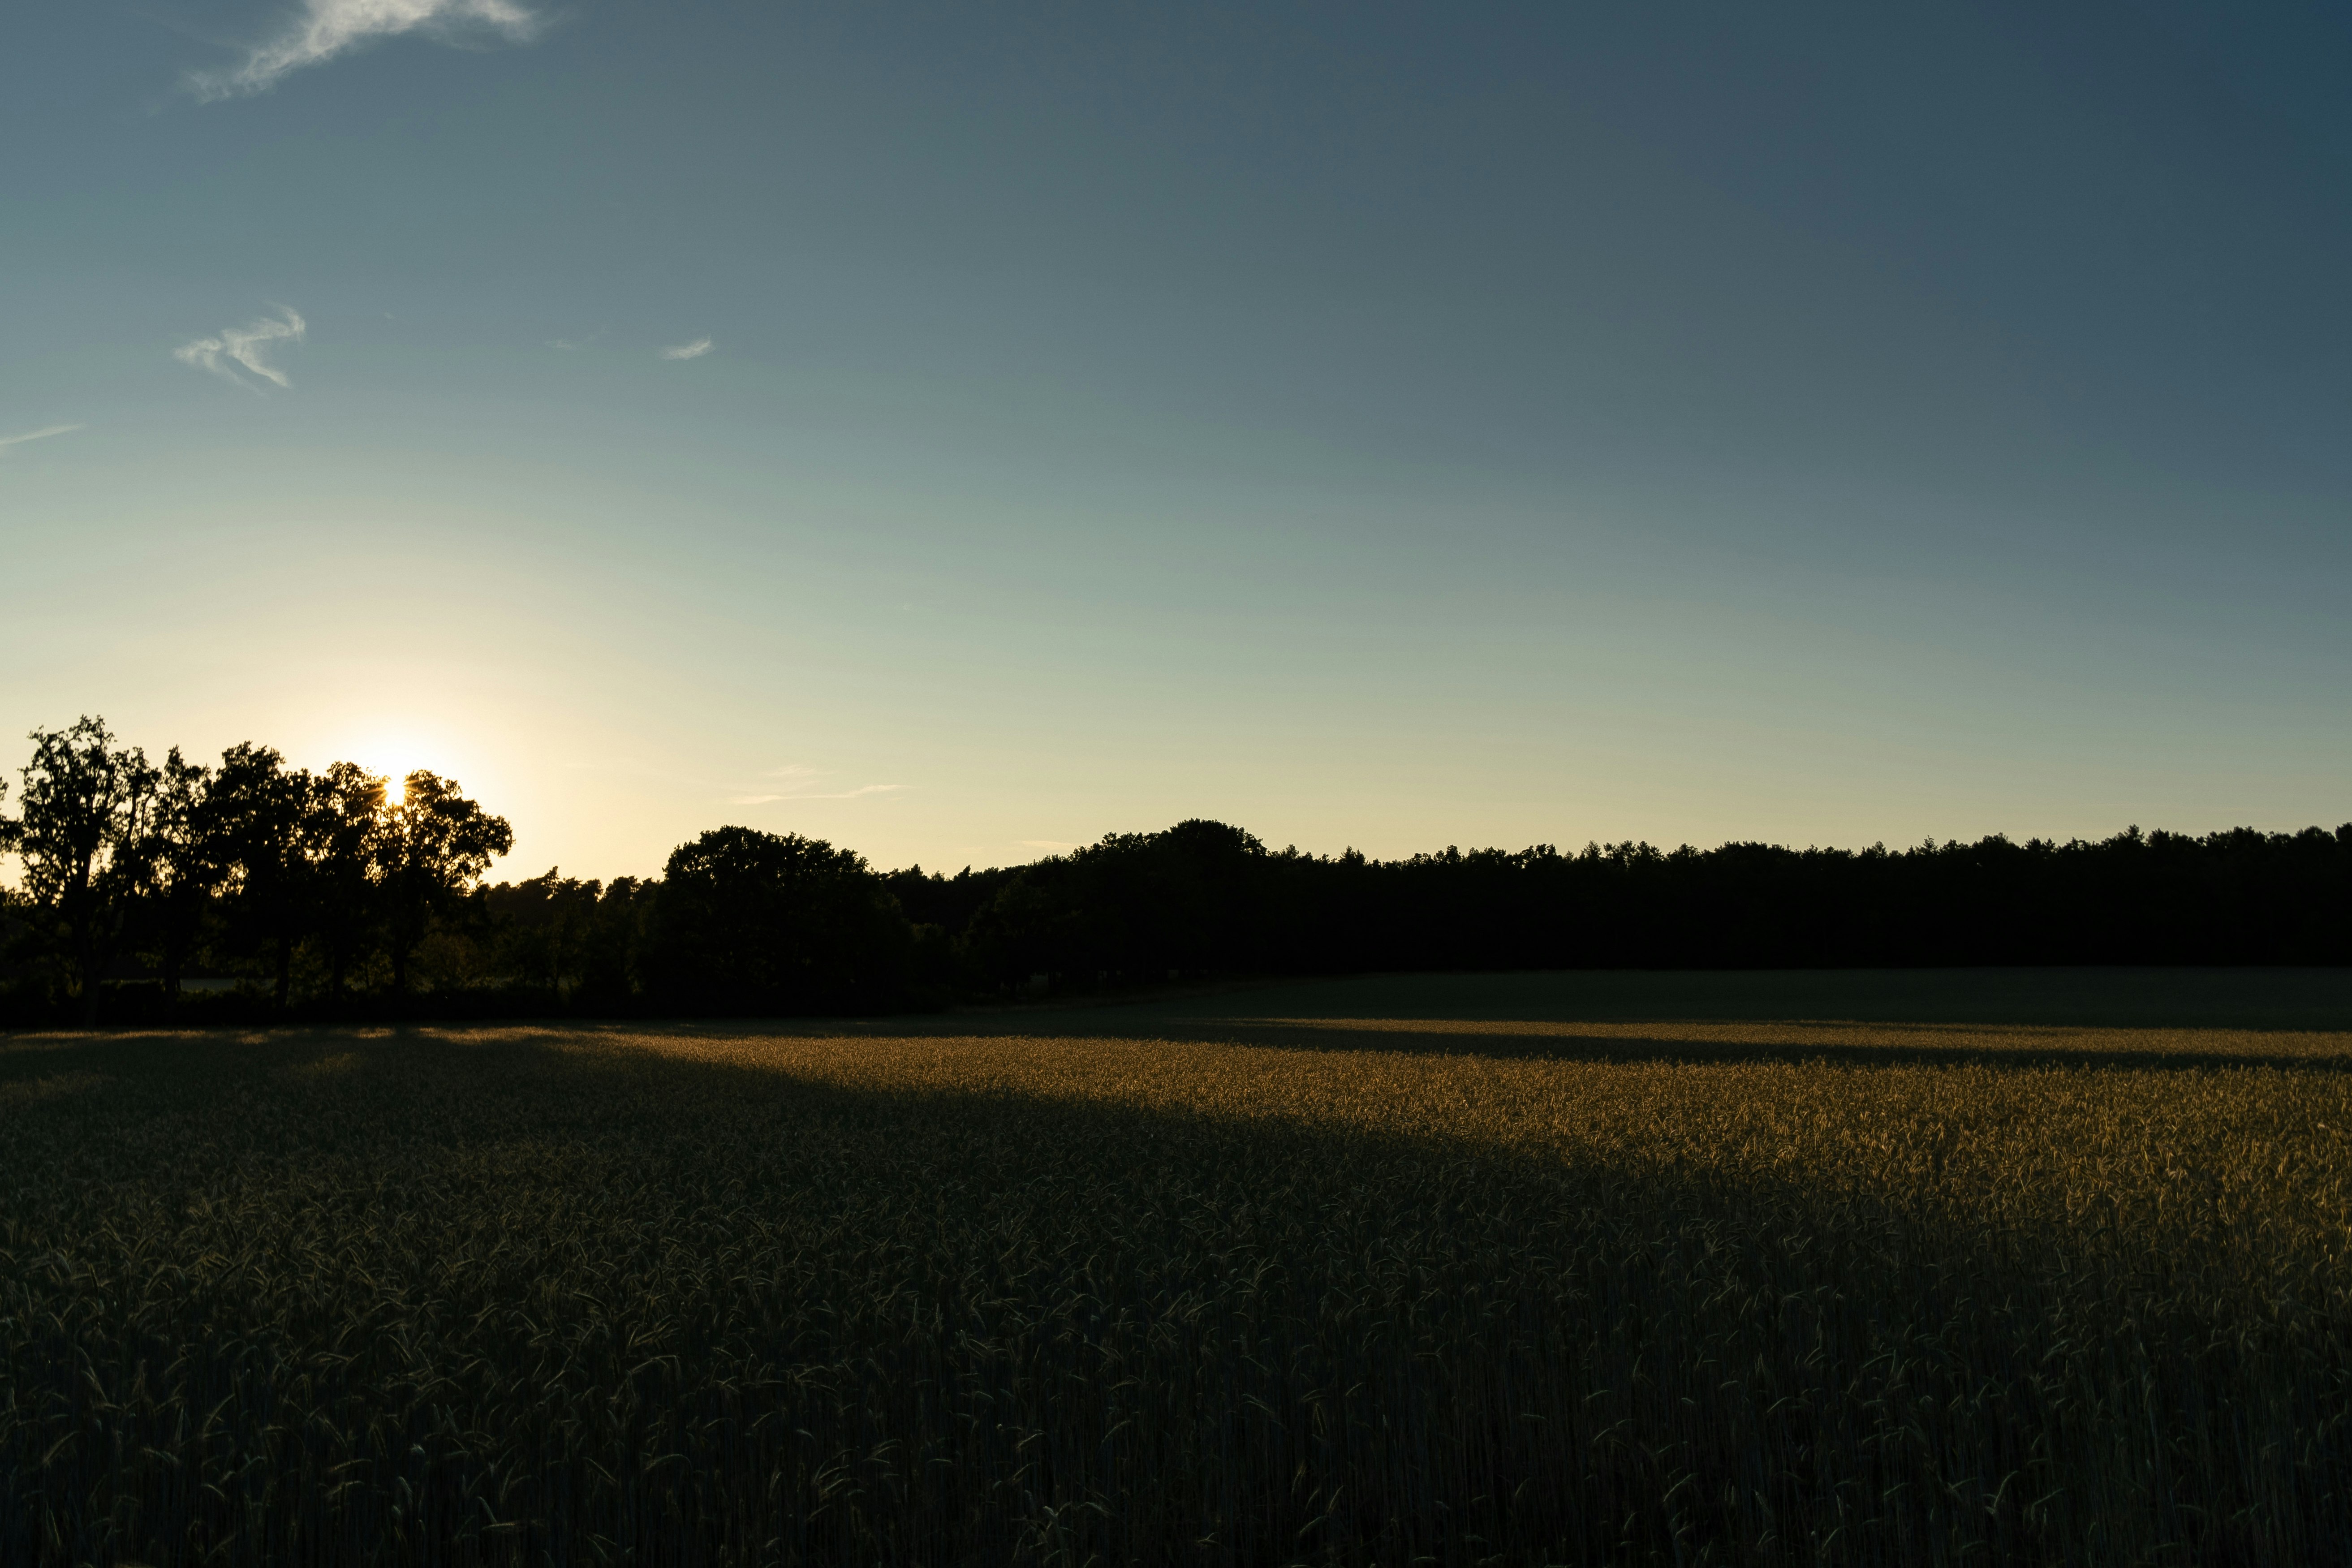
top-left (376, 771), bottom-right (513, 997)
top-left (965, 819), bottom-right (1270, 991)
top-left (0, 718), bottom-right (160, 1025)
top-left (208, 743), bottom-right (316, 1011)
top-left (640, 826), bottom-right (911, 1014)
top-left (140, 747), bottom-right (224, 1006)
top-left (487, 868), bottom-right (614, 1002)
top-left (576, 876), bottom-right (652, 1006)
top-left (307, 762), bottom-right (387, 999)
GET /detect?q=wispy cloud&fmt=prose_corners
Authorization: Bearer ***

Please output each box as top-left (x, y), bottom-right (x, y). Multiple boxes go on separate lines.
top-left (659, 337), bottom-right (714, 361)
top-left (731, 783), bottom-right (908, 805)
top-left (188, 0), bottom-right (540, 101)
top-left (0, 423), bottom-right (84, 452)
top-left (548, 330), bottom-right (605, 351)
top-left (175, 308), bottom-right (306, 390)
top-left (1020, 840), bottom-right (1079, 852)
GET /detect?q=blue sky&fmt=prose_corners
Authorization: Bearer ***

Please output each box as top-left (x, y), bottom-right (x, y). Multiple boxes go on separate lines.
top-left (4, 1), bottom-right (2348, 878)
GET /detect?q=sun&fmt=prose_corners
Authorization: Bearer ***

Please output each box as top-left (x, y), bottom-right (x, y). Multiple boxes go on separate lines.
top-left (315, 720), bottom-right (503, 818)
top-left (342, 732), bottom-right (439, 801)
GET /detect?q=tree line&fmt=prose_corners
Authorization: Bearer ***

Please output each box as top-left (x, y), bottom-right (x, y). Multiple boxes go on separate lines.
top-left (4, 717), bottom-right (2348, 1025)
top-left (0, 718), bottom-right (515, 1025)
top-left (932, 817), bottom-right (2352, 985)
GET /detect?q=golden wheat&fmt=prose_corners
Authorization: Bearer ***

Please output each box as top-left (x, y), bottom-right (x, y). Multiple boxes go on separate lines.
top-left (3, 997), bottom-right (2348, 1564)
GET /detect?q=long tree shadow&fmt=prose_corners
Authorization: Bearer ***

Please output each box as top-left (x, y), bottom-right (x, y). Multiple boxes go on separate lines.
top-left (5, 1022), bottom-right (2347, 1565)
top-left (16, 999), bottom-right (2352, 1086)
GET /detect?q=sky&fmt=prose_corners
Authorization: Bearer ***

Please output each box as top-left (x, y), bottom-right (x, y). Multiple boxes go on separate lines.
top-left (4, 0), bottom-right (2348, 880)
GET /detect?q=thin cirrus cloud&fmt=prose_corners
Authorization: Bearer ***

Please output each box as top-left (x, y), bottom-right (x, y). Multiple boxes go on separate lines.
top-left (174, 308), bottom-right (306, 390)
top-left (0, 423), bottom-right (85, 453)
top-left (659, 338), bottom-right (715, 361)
top-left (729, 784), bottom-right (909, 806)
top-left (187, 0), bottom-right (541, 102)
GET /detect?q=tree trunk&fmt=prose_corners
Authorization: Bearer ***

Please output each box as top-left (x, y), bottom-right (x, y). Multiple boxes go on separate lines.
top-left (274, 935), bottom-right (293, 1012)
top-left (163, 896), bottom-right (193, 1012)
top-left (74, 919), bottom-right (102, 1028)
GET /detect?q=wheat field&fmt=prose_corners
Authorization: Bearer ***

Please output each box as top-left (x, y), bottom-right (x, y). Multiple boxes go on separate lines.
top-left (4, 971), bottom-right (2349, 1564)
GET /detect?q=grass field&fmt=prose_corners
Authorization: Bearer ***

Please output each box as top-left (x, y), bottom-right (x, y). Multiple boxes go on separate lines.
top-left (4, 969), bottom-right (2350, 1565)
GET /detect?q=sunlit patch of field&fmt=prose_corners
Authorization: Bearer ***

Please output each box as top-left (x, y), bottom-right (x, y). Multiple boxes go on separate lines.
top-left (1202, 1012), bottom-right (2352, 1064)
top-left (4, 973), bottom-right (2350, 1564)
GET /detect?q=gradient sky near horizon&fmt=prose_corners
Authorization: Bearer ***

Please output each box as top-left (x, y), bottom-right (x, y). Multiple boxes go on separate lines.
top-left (5, 1), bottom-right (2348, 880)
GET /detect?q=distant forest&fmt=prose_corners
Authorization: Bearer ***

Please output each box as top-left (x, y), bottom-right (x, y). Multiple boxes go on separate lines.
top-left (3, 716), bottom-right (2348, 1025)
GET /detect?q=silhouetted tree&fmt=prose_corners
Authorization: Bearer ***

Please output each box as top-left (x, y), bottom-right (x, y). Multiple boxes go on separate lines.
top-left (139, 747), bottom-right (224, 1006)
top-left (881, 863), bottom-right (1025, 934)
top-left (0, 774), bottom-right (14, 994)
top-left (208, 744), bottom-right (317, 1011)
top-left (487, 868), bottom-right (612, 1001)
top-left (307, 762), bottom-right (387, 999)
top-left (573, 876), bottom-right (654, 1006)
top-left (641, 826), bottom-right (910, 1014)
top-left (376, 771), bottom-right (513, 997)
top-left (966, 819), bottom-right (1271, 990)
top-left (0, 718), bottom-right (160, 1024)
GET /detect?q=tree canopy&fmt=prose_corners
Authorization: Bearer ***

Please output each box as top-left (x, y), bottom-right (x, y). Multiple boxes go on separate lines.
top-left (1, 718), bottom-right (158, 1024)
top-left (376, 771), bottom-right (514, 995)
top-left (640, 826), bottom-right (909, 1015)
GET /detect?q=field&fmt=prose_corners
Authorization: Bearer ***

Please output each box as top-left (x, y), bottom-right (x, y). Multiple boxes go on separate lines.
top-left (4, 969), bottom-right (2350, 1565)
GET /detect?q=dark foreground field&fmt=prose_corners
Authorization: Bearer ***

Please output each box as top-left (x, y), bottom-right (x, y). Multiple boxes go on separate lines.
top-left (4, 969), bottom-right (2350, 1565)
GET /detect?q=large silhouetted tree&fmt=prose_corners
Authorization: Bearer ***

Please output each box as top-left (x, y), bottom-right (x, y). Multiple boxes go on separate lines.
top-left (965, 819), bottom-right (1271, 989)
top-left (641, 826), bottom-right (911, 1013)
top-left (0, 718), bottom-right (160, 1024)
top-left (376, 771), bottom-right (513, 997)
top-left (208, 743), bottom-right (316, 1011)
top-left (308, 762), bottom-right (386, 999)
top-left (141, 747), bottom-right (223, 1006)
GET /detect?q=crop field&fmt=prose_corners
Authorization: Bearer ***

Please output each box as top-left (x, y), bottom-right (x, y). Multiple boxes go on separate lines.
top-left (4, 969), bottom-right (2350, 1565)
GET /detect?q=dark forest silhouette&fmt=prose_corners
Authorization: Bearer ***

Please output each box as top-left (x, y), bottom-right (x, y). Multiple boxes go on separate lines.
top-left (3, 716), bottom-right (2347, 1025)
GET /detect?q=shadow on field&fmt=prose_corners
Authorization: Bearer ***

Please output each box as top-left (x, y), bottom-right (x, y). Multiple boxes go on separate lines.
top-left (5, 1019), bottom-right (2349, 1566)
